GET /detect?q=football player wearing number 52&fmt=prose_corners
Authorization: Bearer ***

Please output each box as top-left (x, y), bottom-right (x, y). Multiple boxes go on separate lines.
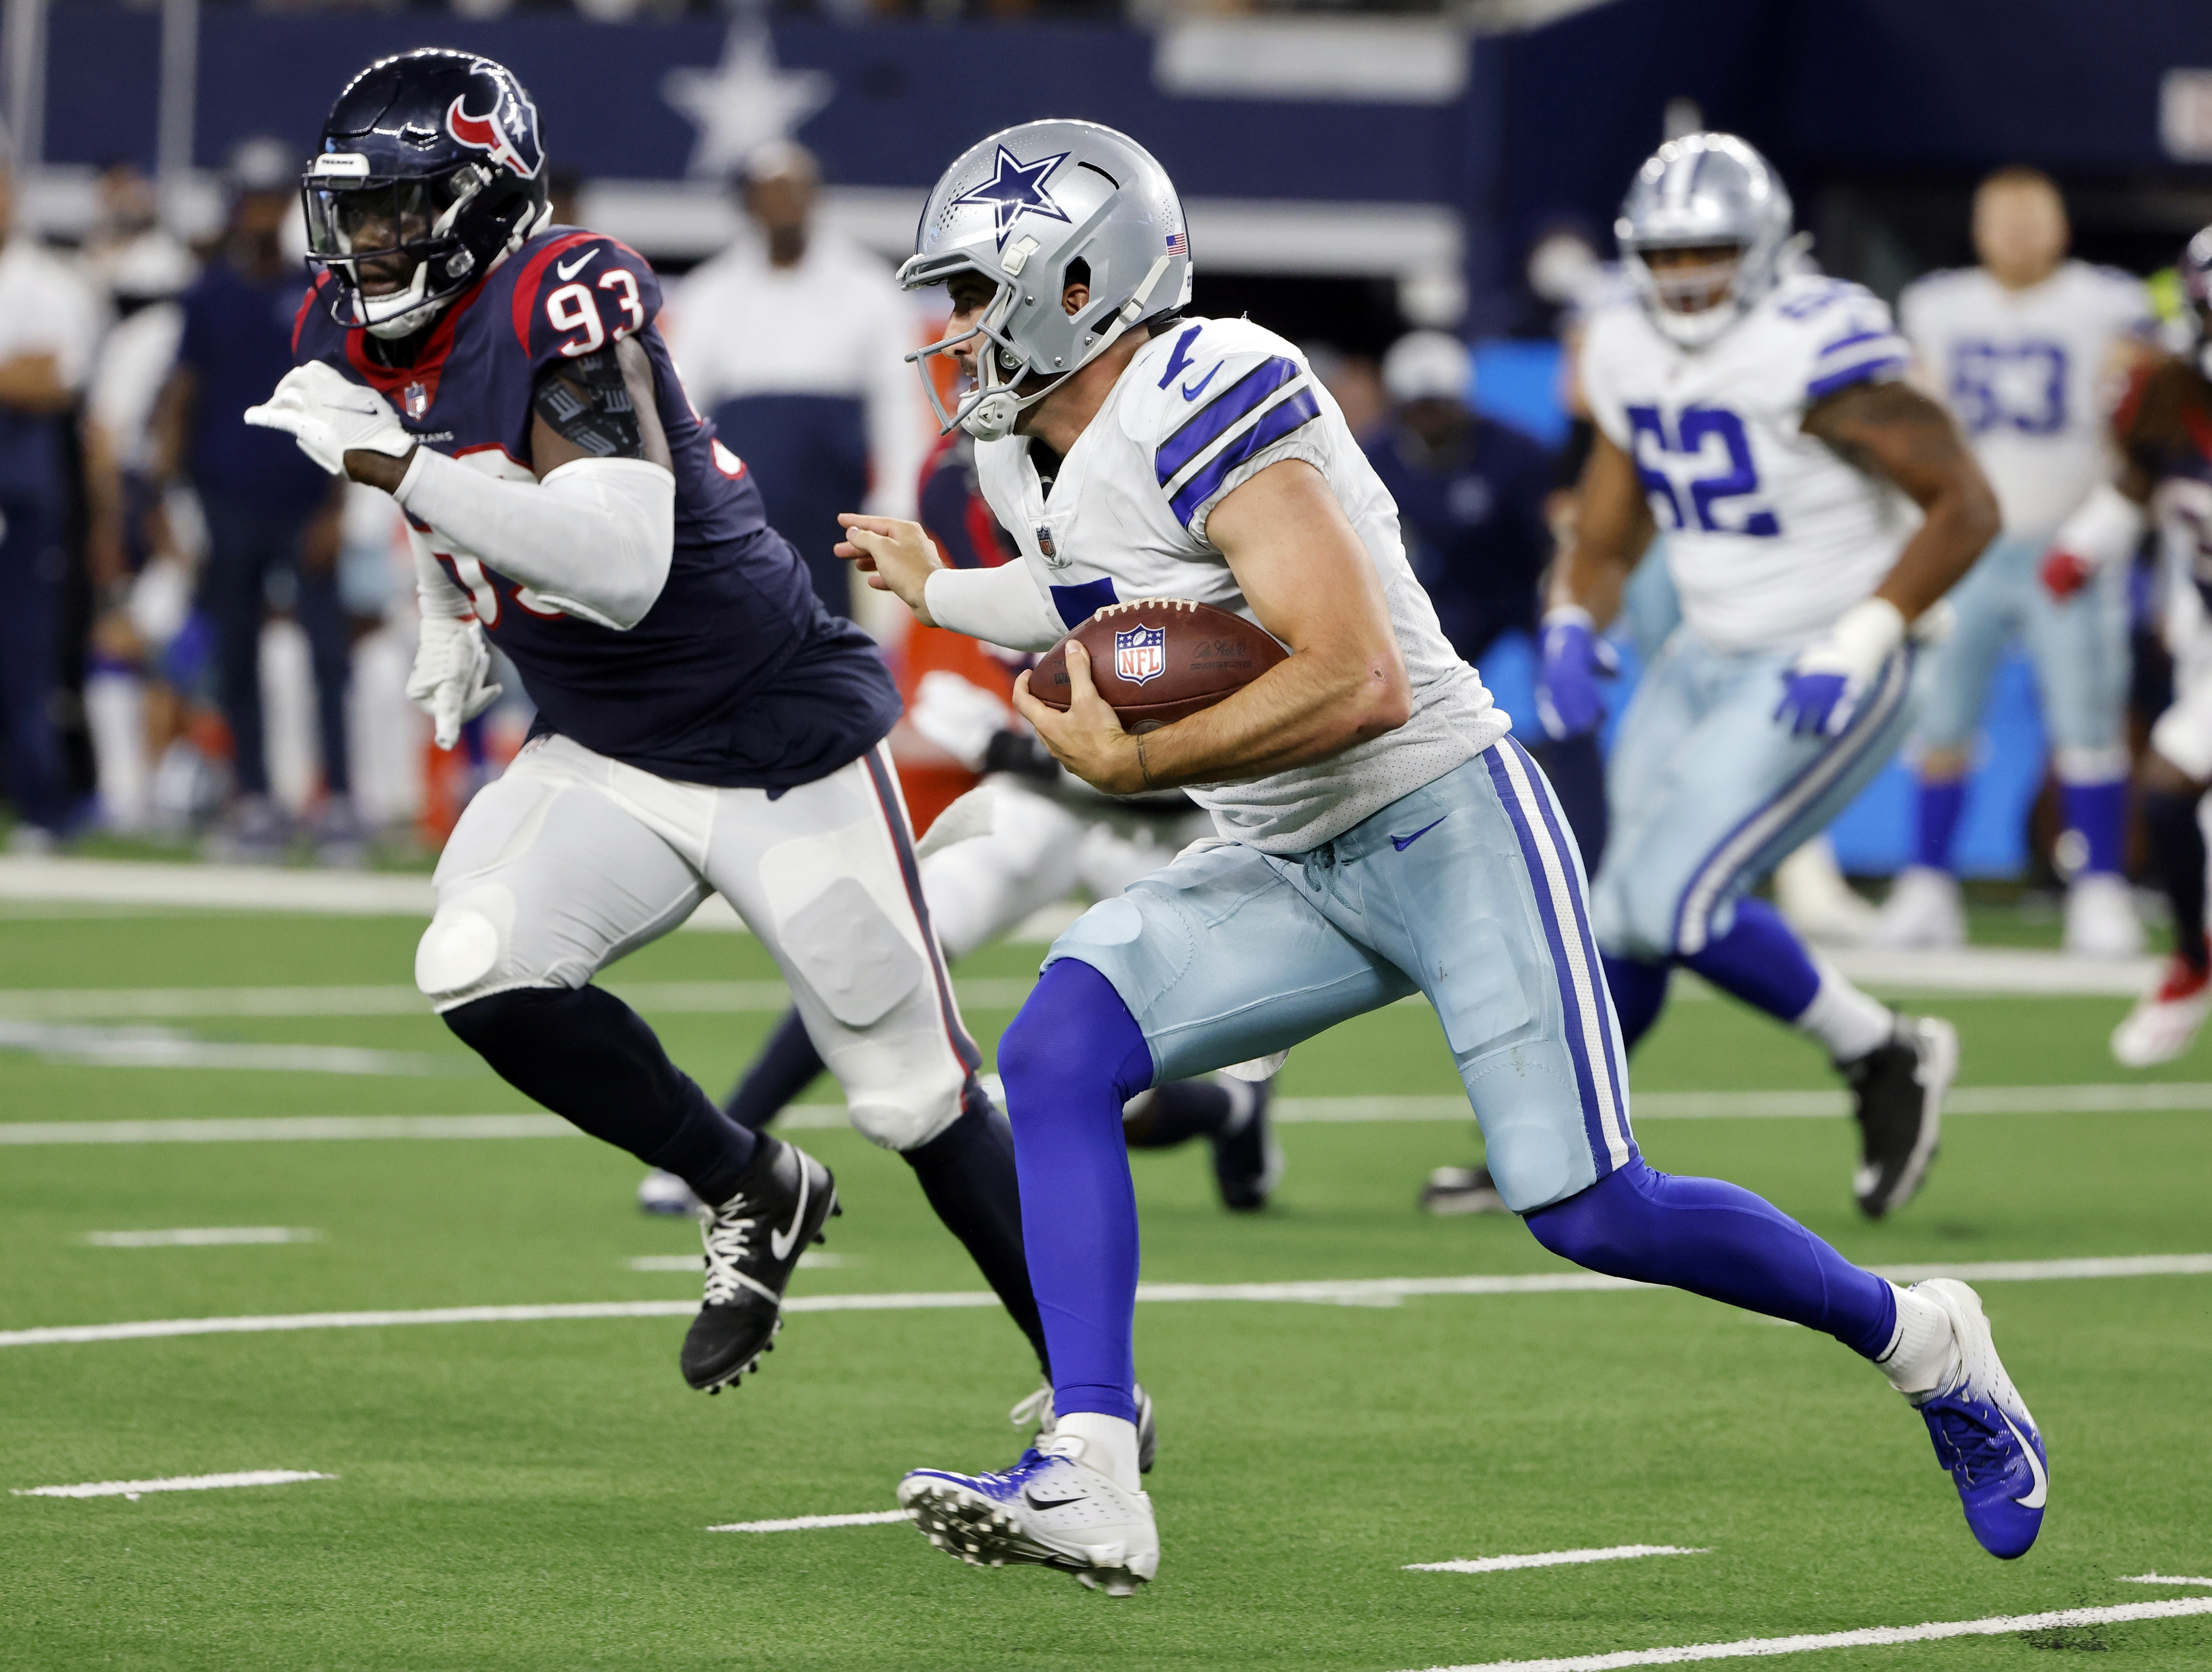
top-left (847, 120), bottom-right (2046, 1593)
top-left (248, 50), bottom-right (1058, 1409)
top-left (1552, 134), bottom-right (2000, 1223)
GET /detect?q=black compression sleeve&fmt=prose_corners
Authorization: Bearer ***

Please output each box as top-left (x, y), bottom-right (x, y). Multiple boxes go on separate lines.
top-left (531, 349), bottom-right (644, 460)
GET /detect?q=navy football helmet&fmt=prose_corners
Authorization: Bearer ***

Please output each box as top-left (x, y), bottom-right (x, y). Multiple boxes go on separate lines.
top-left (304, 49), bottom-right (550, 339)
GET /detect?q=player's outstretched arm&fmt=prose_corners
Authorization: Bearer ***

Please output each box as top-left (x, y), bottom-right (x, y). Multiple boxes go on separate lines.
top-left (1546, 430), bottom-right (1655, 630)
top-left (1011, 459), bottom-right (1411, 794)
top-left (1801, 378), bottom-right (2000, 622)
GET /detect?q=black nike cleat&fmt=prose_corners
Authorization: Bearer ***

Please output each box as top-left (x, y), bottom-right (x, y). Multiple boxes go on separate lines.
top-left (1841, 1014), bottom-right (1957, 1220)
top-left (1419, 1163), bottom-right (1509, 1215)
top-left (1210, 1076), bottom-right (1281, 1211)
top-left (681, 1135), bottom-right (837, 1393)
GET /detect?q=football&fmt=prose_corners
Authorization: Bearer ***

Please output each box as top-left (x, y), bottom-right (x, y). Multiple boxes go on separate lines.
top-left (1027, 597), bottom-right (1289, 732)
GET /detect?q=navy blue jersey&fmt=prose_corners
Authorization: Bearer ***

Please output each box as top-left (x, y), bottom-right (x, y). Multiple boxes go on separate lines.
top-left (1364, 415), bottom-right (1555, 664)
top-left (293, 227), bottom-right (899, 790)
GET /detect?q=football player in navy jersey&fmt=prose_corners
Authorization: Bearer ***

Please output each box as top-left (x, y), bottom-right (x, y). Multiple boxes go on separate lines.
top-left (247, 49), bottom-right (1045, 1399)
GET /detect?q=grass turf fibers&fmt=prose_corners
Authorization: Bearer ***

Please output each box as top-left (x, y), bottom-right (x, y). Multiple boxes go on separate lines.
top-left (2, 912), bottom-right (2209, 1670)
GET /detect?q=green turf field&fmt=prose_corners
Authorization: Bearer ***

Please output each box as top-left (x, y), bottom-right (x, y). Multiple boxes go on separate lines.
top-left (3, 907), bottom-right (2209, 1671)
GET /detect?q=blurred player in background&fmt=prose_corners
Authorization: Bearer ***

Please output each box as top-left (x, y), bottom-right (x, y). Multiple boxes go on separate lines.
top-left (665, 141), bottom-right (928, 619)
top-left (853, 119), bottom-right (2045, 1592)
top-left (1548, 135), bottom-right (1994, 1222)
top-left (2059, 228), bottom-right (2212, 1064)
top-left (0, 147), bottom-right (102, 848)
top-left (640, 433), bottom-right (1280, 1228)
top-left (156, 137), bottom-right (358, 864)
top-left (1874, 168), bottom-right (2154, 957)
top-left (249, 49), bottom-right (1047, 1405)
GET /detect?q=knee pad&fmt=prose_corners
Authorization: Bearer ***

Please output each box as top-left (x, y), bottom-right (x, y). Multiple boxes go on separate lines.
top-left (415, 885), bottom-right (520, 1007)
top-left (845, 1063), bottom-right (966, 1152)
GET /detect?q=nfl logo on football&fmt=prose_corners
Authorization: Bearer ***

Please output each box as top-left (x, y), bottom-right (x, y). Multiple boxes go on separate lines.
top-left (1115, 623), bottom-right (1166, 687)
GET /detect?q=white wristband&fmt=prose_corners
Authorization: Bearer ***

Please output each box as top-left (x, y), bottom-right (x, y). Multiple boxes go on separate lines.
top-left (922, 563), bottom-right (1067, 654)
top-left (1827, 596), bottom-right (1907, 682)
top-left (1541, 604), bottom-right (1596, 634)
top-left (2050, 481), bottom-right (2148, 572)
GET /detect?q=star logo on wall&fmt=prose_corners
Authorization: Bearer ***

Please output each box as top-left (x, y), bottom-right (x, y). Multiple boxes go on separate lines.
top-left (950, 146), bottom-right (1072, 249)
top-left (662, 20), bottom-right (834, 180)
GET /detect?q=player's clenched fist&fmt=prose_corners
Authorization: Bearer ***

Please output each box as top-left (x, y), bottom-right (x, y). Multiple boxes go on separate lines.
top-left (245, 361), bottom-right (417, 481)
top-left (836, 513), bottom-right (943, 624)
top-left (406, 614), bottom-right (503, 750)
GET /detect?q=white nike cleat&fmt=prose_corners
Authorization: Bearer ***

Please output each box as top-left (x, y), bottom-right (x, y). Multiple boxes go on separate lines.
top-left (1011, 1382), bottom-right (1158, 1474)
top-left (2062, 871), bottom-right (2143, 959)
top-left (899, 1433), bottom-right (1160, 1593)
top-left (1869, 865), bottom-right (1966, 951)
top-left (2111, 955), bottom-right (2212, 1067)
top-left (637, 1168), bottom-right (702, 1216)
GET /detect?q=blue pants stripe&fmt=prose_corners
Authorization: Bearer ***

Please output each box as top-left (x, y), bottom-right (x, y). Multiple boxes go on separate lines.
top-left (1483, 741), bottom-right (1634, 1177)
top-left (1670, 647), bottom-right (1915, 955)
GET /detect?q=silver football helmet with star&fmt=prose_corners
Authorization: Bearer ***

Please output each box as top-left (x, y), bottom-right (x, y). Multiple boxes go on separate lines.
top-left (901, 120), bottom-right (1194, 441)
top-left (1616, 132), bottom-right (1798, 350)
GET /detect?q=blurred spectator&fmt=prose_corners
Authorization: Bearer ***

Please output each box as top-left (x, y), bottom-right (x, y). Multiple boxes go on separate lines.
top-left (152, 136), bottom-right (356, 865)
top-left (0, 154), bottom-right (102, 849)
top-left (1303, 341), bottom-right (1388, 440)
top-left (665, 140), bottom-right (930, 619)
top-left (82, 227), bottom-right (199, 834)
top-left (81, 160), bottom-right (194, 310)
top-left (1364, 329), bottom-right (1605, 860)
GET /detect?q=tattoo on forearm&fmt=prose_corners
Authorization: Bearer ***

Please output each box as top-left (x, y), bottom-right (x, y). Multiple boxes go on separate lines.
top-left (1136, 731), bottom-right (1156, 790)
top-left (532, 350), bottom-right (644, 459)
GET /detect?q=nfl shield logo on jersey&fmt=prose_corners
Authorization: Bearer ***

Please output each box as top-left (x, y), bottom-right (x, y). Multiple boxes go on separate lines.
top-left (402, 381), bottom-right (430, 421)
top-left (1115, 623), bottom-right (1166, 687)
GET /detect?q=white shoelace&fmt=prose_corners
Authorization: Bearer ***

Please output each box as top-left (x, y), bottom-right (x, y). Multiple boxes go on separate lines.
top-left (700, 1196), bottom-right (777, 1307)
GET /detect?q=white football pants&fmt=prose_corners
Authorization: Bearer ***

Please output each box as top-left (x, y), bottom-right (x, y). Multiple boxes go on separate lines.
top-left (415, 733), bottom-right (977, 1153)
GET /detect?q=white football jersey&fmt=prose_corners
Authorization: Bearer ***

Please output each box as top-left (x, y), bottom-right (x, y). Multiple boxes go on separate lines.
top-left (973, 314), bottom-right (1505, 854)
top-left (1901, 261), bottom-right (2151, 539)
top-left (1582, 273), bottom-right (1923, 652)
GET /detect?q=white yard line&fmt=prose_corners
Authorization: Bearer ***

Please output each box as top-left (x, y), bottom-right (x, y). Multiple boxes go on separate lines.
top-left (8, 1083), bottom-right (2212, 1147)
top-left (83, 1228), bottom-right (320, 1248)
top-left (625, 1253), bottom-right (845, 1272)
top-left (2124, 1574), bottom-right (2212, 1586)
top-left (13, 1469), bottom-right (333, 1501)
top-left (1397, 1598), bottom-right (2212, 1672)
top-left (0, 1020), bottom-right (451, 1076)
top-left (706, 1510), bottom-right (908, 1533)
top-left (1406, 1546), bottom-right (1709, 1575)
top-left (3, 1253), bottom-right (2207, 1350)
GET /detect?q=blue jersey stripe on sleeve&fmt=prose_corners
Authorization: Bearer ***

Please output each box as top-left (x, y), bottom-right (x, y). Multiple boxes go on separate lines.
top-left (1154, 356), bottom-right (1301, 486)
top-left (1806, 355), bottom-right (1906, 402)
top-left (1814, 327), bottom-right (1895, 360)
top-left (1168, 386), bottom-right (1322, 526)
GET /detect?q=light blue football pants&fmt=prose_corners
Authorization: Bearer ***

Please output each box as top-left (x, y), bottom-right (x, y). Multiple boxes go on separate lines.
top-left (1592, 629), bottom-right (1924, 962)
top-left (1043, 742), bottom-right (1637, 1214)
top-left (1913, 532), bottom-right (2130, 776)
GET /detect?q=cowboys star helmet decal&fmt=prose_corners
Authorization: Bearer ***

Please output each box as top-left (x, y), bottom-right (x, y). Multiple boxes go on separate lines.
top-left (950, 146), bottom-right (1073, 249)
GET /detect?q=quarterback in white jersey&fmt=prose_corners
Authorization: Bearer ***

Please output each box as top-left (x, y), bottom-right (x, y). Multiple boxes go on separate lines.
top-left (1875, 167), bottom-right (2154, 956)
top-left (1544, 134), bottom-right (1998, 1224)
top-left (844, 119), bottom-right (2047, 1592)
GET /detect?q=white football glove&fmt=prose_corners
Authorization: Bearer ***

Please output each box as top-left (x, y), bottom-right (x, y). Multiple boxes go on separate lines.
top-left (244, 362), bottom-right (416, 478)
top-left (908, 668), bottom-right (1017, 772)
top-left (406, 615), bottom-right (502, 750)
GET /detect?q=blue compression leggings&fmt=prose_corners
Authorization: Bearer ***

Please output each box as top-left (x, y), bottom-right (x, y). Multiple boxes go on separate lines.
top-left (1003, 960), bottom-right (1897, 1422)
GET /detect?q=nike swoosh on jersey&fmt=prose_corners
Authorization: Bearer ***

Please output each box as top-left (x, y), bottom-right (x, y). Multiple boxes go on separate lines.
top-left (1391, 816), bottom-right (1448, 852)
top-left (555, 249), bottom-right (600, 281)
top-left (2002, 1410), bottom-right (2048, 1510)
top-left (1180, 362), bottom-right (1224, 401)
top-left (768, 1163), bottom-right (811, 1263)
top-left (1024, 1490), bottom-right (1085, 1511)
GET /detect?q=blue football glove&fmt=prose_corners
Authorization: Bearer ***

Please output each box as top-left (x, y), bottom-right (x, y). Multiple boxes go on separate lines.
top-left (1535, 608), bottom-right (1617, 740)
top-left (1775, 599), bottom-right (1909, 738)
top-left (1774, 668), bottom-right (1855, 736)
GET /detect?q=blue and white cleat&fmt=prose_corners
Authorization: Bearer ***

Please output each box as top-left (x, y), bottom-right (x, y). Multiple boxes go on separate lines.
top-left (1909, 1278), bottom-right (2047, 1559)
top-left (898, 1433), bottom-right (1160, 1594)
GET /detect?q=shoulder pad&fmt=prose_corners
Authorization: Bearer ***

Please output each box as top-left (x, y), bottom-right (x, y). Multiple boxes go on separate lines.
top-left (1131, 320), bottom-right (1322, 528)
top-left (509, 233), bottom-right (661, 369)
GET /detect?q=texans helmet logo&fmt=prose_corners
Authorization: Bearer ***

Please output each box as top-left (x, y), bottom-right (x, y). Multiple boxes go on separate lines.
top-left (445, 89), bottom-right (540, 180)
top-left (1114, 623), bottom-right (1166, 687)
